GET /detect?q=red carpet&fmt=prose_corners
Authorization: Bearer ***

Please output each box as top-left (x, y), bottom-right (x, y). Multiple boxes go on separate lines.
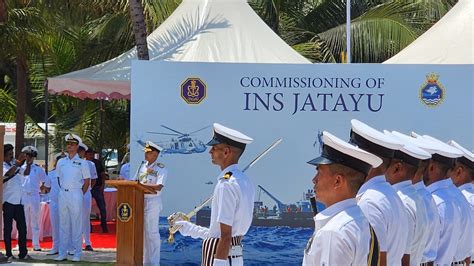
top-left (0, 220), bottom-right (117, 249)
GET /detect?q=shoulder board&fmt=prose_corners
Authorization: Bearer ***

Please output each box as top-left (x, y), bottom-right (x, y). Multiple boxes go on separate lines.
top-left (222, 171), bottom-right (232, 180)
top-left (34, 163), bottom-right (39, 166)
top-left (157, 163), bottom-right (165, 168)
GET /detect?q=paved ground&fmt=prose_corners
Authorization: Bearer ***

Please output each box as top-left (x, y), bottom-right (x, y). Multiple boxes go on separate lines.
top-left (4, 248), bottom-right (116, 265)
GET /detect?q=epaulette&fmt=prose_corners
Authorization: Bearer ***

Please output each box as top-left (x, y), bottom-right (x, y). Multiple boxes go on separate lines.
top-left (222, 171), bottom-right (232, 180)
top-left (34, 163), bottom-right (39, 166)
top-left (157, 163), bottom-right (165, 168)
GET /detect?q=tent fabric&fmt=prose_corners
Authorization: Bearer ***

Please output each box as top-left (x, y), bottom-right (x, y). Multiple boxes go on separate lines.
top-left (47, 0), bottom-right (310, 100)
top-left (385, 0), bottom-right (473, 64)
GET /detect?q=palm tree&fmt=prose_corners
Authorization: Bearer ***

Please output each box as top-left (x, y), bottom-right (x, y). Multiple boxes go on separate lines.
top-left (0, 0), bottom-right (7, 24)
top-left (251, 0), bottom-right (457, 63)
top-left (0, 0), bottom-right (46, 154)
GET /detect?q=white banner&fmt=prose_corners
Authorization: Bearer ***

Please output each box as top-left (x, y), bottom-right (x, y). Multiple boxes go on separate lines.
top-left (131, 61), bottom-right (473, 215)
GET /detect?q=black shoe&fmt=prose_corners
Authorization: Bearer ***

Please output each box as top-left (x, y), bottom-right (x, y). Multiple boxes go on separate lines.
top-left (84, 245), bottom-right (94, 251)
top-left (33, 248), bottom-right (41, 252)
top-left (18, 255), bottom-right (33, 261)
top-left (6, 255), bottom-right (16, 260)
top-left (0, 254), bottom-right (8, 264)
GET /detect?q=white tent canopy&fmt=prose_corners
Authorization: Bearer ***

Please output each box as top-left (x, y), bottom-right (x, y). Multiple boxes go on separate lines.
top-left (47, 0), bottom-right (310, 99)
top-left (385, 0), bottom-right (473, 64)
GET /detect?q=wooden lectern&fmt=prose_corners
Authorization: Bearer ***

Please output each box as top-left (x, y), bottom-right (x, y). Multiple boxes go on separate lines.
top-left (106, 180), bottom-right (156, 265)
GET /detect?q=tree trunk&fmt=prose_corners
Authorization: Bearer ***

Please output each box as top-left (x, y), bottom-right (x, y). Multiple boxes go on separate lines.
top-left (129, 0), bottom-right (149, 60)
top-left (0, 0), bottom-right (7, 25)
top-left (15, 55), bottom-right (27, 155)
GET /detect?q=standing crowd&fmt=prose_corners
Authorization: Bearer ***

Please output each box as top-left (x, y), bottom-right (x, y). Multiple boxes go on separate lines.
top-left (2, 133), bottom-right (108, 262)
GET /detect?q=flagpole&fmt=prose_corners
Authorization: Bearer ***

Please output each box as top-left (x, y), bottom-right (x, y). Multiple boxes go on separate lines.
top-left (346, 0), bottom-right (351, 63)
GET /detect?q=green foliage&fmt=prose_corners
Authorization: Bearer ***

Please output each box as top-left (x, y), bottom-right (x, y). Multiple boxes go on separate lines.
top-left (251, 0), bottom-right (457, 63)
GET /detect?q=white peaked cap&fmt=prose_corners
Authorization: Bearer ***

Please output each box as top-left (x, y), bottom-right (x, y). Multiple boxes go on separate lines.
top-left (144, 141), bottom-right (163, 152)
top-left (65, 133), bottom-right (82, 144)
top-left (384, 130), bottom-right (431, 166)
top-left (207, 123), bottom-right (253, 150)
top-left (308, 131), bottom-right (382, 175)
top-left (21, 145), bottom-right (38, 153)
top-left (350, 119), bottom-right (404, 158)
top-left (447, 140), bottom-right (474, 169)
top-left (78, 142), bottom-right (88, 151)
top-left (415, 134), bottom-right (463, 159)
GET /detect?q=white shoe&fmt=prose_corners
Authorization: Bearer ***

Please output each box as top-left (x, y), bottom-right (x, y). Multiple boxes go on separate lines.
top-left (54, 255), bottom-right (67, 261)
top-left (47, 250), bottom-right (58, 255)
top-left (71, 256), bottom-right (81, 262)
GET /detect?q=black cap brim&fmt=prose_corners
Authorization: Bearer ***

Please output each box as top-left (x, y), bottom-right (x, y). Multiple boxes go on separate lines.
top-left (206, 138), bottom-right (221, 146)
top-left (307, 156), bottom-right (334, 166)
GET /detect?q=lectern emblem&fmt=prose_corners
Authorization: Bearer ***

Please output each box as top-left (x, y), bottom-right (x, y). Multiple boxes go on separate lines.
top-left (117, 203), bottom-right (132, 223)
top-left (180, 77), bottom-right (207, 104)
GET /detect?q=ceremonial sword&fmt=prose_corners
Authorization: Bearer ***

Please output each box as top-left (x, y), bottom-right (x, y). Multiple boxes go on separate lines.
top-left (167, 138), bottom-right (283, 243)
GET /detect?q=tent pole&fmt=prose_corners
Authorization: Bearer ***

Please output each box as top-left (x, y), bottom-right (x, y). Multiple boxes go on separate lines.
top-left (346, 0), bottom-right (351, 63)
top-left (44, 80), bottom-right (49, 173)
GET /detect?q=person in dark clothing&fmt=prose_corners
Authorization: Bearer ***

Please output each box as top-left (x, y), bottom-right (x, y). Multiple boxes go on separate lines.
top-left (2, 144), bottom-right (32, 261)
top-left (85, 148), bottom-right (108, 233)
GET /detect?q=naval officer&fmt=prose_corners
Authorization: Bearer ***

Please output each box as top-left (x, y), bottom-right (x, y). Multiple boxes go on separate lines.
top-left (407, 134), bottom-right (463, 264)
top-left (390, 131), bottom-right (441, 265)
top-left (349, 120), bottom-right (409, 266)
top-left (44, 153), bottom-right (66, 255)
top-left (20, 145), bottom-right (46, 251)
top-left (418, 134), bottom-right (472, 265)
top-left (174, 123), bottom-right (254, 266)
top-left (303, 131), bottom-right (381, 265)
top-left (383, 132), bottom-right (431, 265)
top-left (448, 140), bottom-right (474, 265)
top-left (54, 134), bottom-right (91, 262)
top-left (138, 141), bottom-right (168, 265)
top-left (78, 142), bottom-right (97, 251)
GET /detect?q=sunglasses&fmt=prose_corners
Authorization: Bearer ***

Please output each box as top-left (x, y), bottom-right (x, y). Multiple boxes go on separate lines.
top-left (66, 141), bottom-right (78, 145)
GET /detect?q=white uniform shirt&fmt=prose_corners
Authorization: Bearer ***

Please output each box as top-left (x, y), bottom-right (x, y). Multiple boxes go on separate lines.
top-left (357, 175), bottom-right (409, 266)
top-left (458, 183), bottom-right (474, 259)
top-left (208, 164), bottom-right (255, 238)
top-left (44, 169), bottom-right (60, 199)
top-left (138, 160), bottom-right (167, 198)
top-left (303, 198), bottom-right (372, 266)
top-left (413, 181), bottom-right (441, 262)
top-left (3, 161), bottom-right (24, 204)
top-left (86, 160), bottom-right (98, 192)
top-left (392, 180), bottom-right (429, 265)
top-left (119, 163), bottom-right (130, 180)
top-left (22, 163), bottom-right (46, 193)
top-left (446, 179), bottom-right (472, 262)
top-left (56, 154), bottom-right (91, 189)
top-left (426, 179), bottom-right (461, 264)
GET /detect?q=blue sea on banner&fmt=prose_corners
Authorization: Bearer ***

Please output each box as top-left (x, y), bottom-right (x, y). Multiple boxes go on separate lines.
top-left (159, 218), bottom-right (312, 265)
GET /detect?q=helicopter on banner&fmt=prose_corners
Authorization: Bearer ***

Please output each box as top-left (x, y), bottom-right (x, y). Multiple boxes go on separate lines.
top-left (146, 125), bottom-right (210, 155)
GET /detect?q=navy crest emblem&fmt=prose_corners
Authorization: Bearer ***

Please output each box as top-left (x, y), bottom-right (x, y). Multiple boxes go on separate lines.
top-left (420, 73), bottom-right (445, 107)
top-left (117, 203), bottom-right (132, 223)
top-left (181, 78), bottom-right (207, 104)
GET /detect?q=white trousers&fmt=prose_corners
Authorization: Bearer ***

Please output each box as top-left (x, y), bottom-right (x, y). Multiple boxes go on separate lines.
top-left (143, 196), bottom-right (162, 265)
top-left (58, 189), bottom-right (83, 258)
top-left (82, 190), bottom-right (92, 246)
top-left (49, 193), bottom-right (60, 251)
top-left (23, 192), bottom-right (41, 249)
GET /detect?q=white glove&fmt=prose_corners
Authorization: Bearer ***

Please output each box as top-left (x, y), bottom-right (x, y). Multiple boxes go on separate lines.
top-left (212, 258), bottom-right (228, 266)
top-left (175, 220), bottom-right (209, 240)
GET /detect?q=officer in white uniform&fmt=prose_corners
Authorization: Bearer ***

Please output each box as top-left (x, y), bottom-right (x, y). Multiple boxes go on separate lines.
top-left (44, 153), bottom-right (66, 255)
top-left (175, 123), bottom-right (254, 266)
top-left (78, 142), bottom-right (98, 252)
top-left (448, 140), bottom-right (474, 265)
top-left (415, 134), bottom-right (472, 265)
top-left (390, 131), bottom-right (441, 265)
top-left (303, 131), bottom-right (382, 266)
top-left (137, 141), bottom-right (168, 265)
top-left (54, 134), bottom-right (91, 262)
top-left (383, 132), bottom-right (431, 265)
top-left (19, 145), bottom-right (46, 251)
top-left (407, 134), bottom-right (463, 264)
top-left (349, 119), bottom-right (409, 266)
